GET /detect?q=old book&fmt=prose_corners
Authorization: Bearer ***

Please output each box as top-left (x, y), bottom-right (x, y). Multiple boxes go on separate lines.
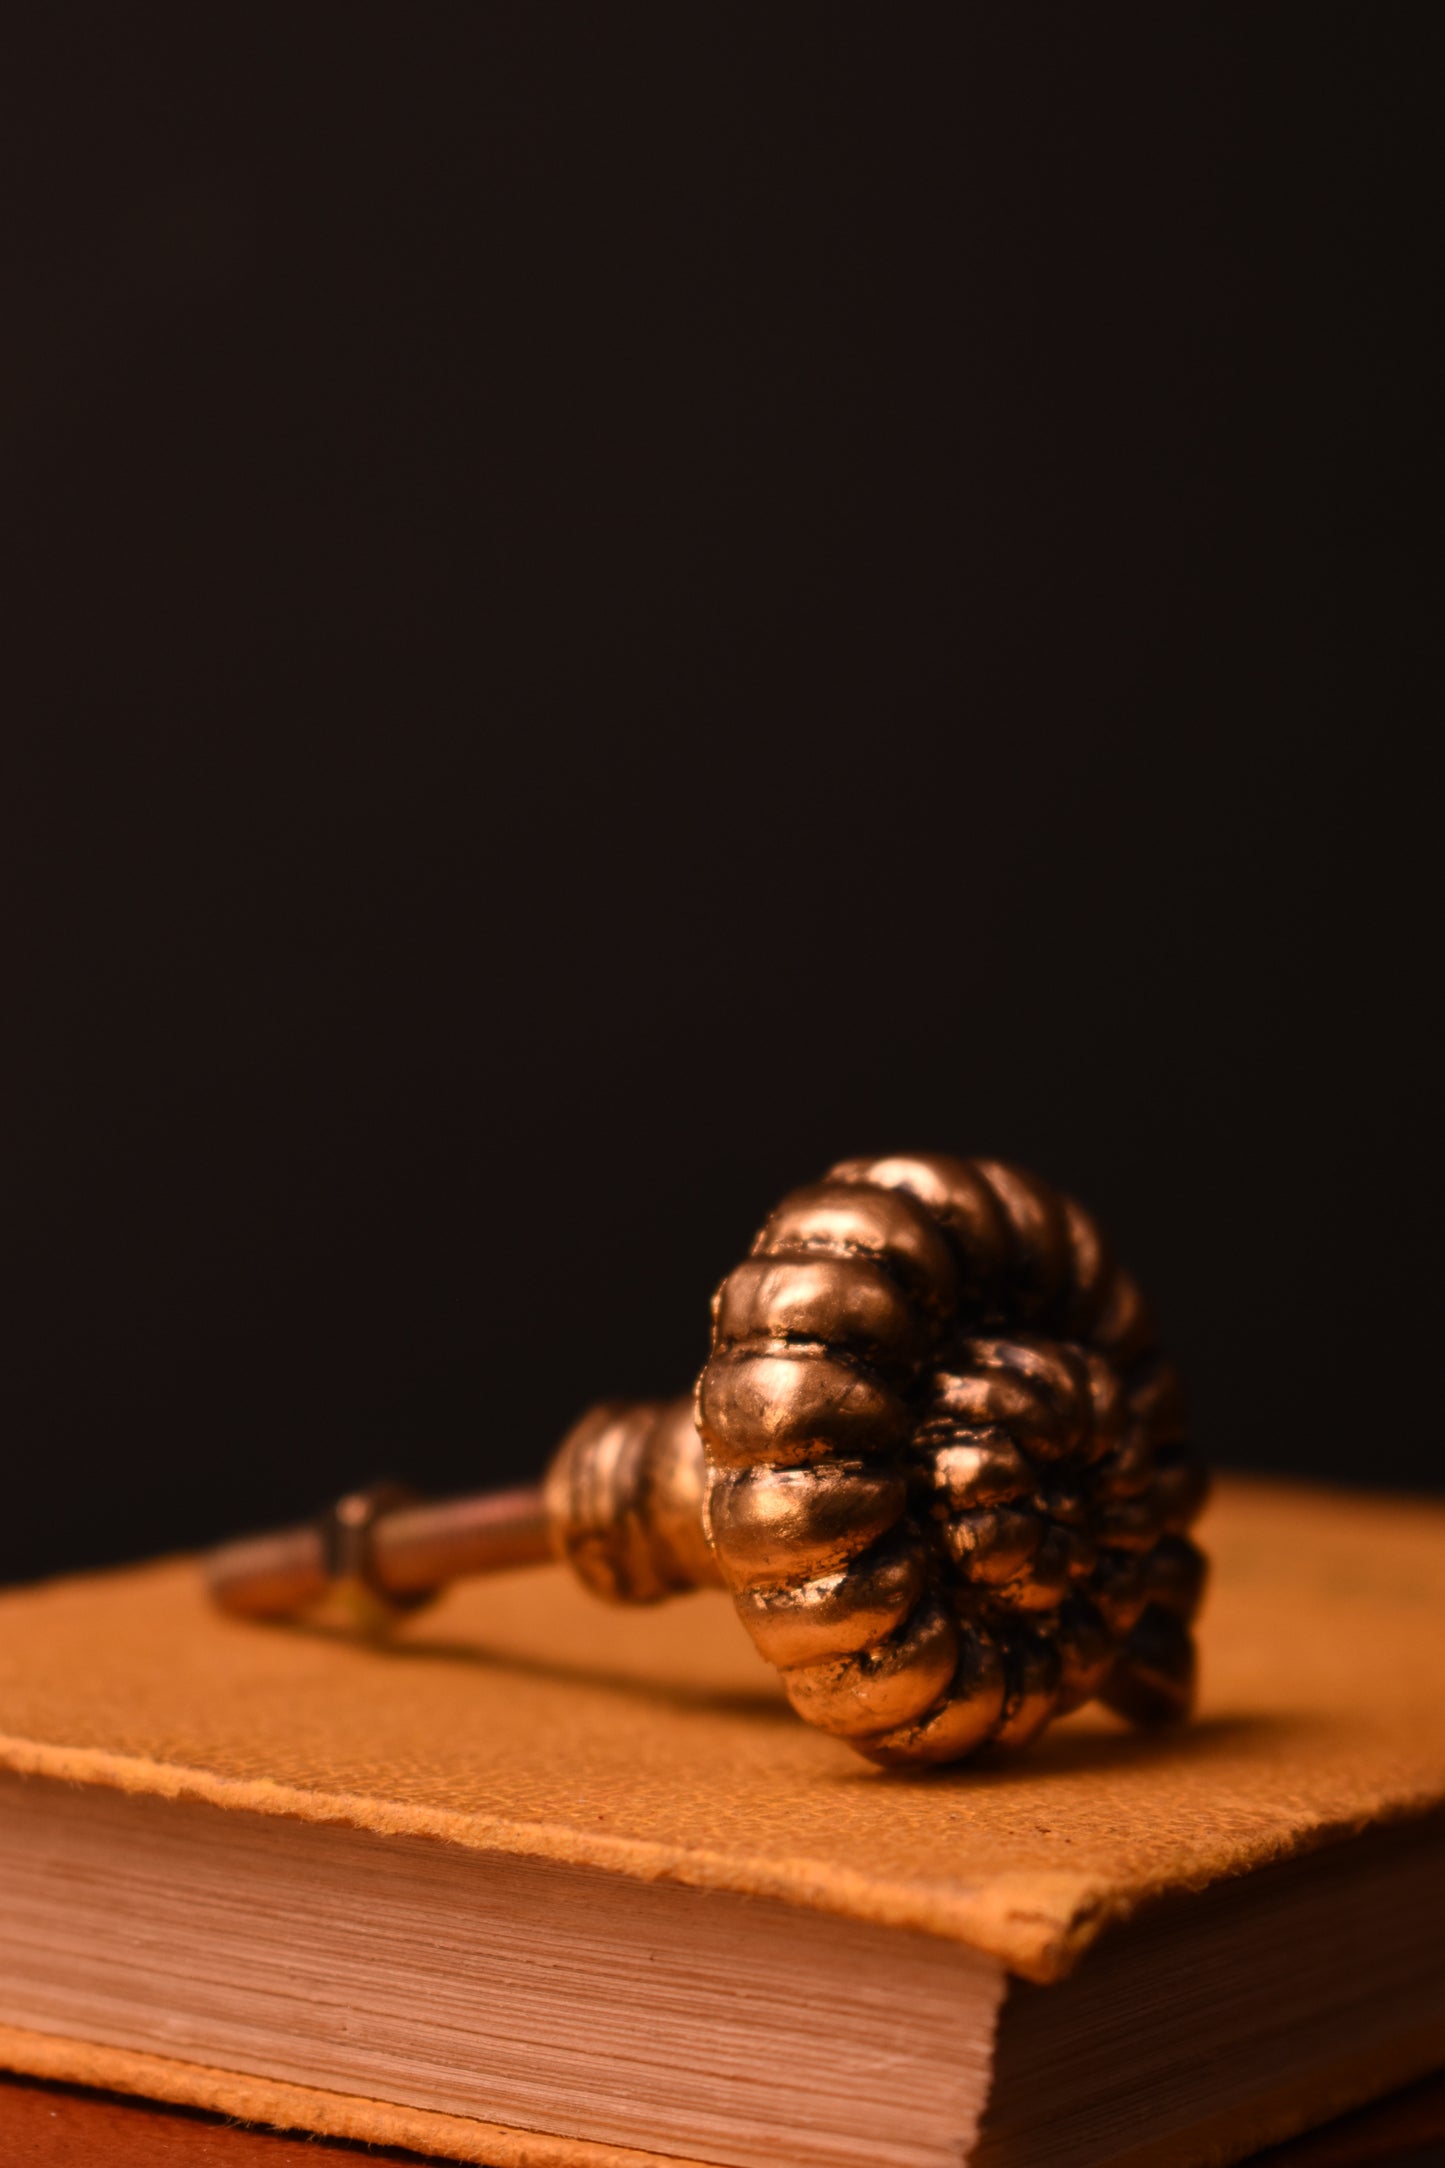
top-left (1, 1478), bottom-right (1443, 2168)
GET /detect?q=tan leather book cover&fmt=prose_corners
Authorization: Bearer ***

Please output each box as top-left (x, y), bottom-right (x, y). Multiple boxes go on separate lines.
top-left (2, 1476), bottom-right (1444, 2163)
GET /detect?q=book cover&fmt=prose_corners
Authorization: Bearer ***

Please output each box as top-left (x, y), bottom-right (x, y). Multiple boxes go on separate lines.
top-left (2, 1477), bottom-right (1443, 2164)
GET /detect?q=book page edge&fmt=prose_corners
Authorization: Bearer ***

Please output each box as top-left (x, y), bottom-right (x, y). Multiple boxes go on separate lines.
top-left (8, 1731), bottom-right (1445, 1985)
top-left (0, 2021), bottom-right (719, 2168)
top-left (0, 1733), bottom-right (1093, 1977)
top-left (1088, 2021), bottom-right (1445, 2168)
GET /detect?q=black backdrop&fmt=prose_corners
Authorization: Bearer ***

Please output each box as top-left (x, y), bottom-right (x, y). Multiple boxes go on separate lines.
top-left (4, 5), bottom-right (1437, 1588)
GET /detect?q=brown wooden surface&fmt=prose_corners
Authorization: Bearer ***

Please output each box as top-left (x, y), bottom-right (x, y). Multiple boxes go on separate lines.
top-left (3, 2070), bottom-right (1444, 2167)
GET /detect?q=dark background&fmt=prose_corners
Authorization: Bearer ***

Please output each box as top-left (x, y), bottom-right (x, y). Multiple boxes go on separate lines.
top-left (3, 5), bottom-right (1437, 1588)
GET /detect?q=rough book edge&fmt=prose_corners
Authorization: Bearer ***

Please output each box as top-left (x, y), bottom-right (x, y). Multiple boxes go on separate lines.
top-left (0, 1731), bottom-right (1096, 1979)
top-left (6, 2023), bottom-right (1443, 2168)
top-left (5, 1734), bottom-right (1434, 1985)
top-left (0, 2023), bottom-right (719, 2168)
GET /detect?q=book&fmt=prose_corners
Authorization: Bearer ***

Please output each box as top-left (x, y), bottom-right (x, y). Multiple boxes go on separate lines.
top-left (1, 1476), bottom-right (1442, 2168)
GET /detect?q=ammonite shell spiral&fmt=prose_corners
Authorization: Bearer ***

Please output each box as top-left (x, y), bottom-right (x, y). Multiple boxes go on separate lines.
top-left (696, 1154), bottom-right (1207, 1768)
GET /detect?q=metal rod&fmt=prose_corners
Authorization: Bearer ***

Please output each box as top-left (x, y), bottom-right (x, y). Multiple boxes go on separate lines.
top-left (376, 1486), bottom-right (553, 1590)
top-left (206, 1483), bottom-right (553, 1619)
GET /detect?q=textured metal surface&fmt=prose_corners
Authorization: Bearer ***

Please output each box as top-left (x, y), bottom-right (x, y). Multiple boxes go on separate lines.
top-left (544, 1397), bottom-right (723, 1602)
top-left (696, 1155), bottom-right (1207, 1766)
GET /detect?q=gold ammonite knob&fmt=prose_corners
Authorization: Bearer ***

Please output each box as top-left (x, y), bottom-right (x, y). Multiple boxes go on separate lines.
top-left (207, 1154), bottom-right (1207, 1772)
top-left (695, 1155), bottom-right (1207, 1766)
